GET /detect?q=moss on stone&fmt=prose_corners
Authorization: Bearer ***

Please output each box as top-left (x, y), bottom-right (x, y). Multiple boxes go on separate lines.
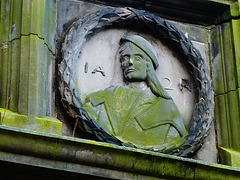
top-left (0, 126), bottom-right (240, 179)
top-left (219, 147), bottom-right (240, 168)
top-left (0, 108), bottom-right (62, 135)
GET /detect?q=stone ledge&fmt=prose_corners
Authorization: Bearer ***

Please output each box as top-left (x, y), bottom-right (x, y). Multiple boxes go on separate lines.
top-left (0, 126), bottom-right (240, 179)
top-left (0, 108), bottom-right (62, 135)
top-left (219, 147), bottom-right (240, 167)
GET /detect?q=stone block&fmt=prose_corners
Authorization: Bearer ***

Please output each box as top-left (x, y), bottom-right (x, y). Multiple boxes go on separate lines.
top-left (220, 23), bottom-right (237, 92)
top-left (18, 35), bottom-right (46, 117)
top-left (215, 89), bottom-right (240, 153)
top-left (219, 147), bottom-right (240, 168)
top-left (10, 0), bottom-right (23, 40)
top-left (22, 0), bottom-right (46, 38)
top-left (18, 35), bottom-right (30, 114)
top-left (44, 46), bottom-right (55, 117)
top-left (215, 94), bottom-right (229, 148)
top-left (232, 19), bottom-right (240, 89)
top-left (44, 0), bottom-right (56, 53)
top-left (9, 39), bottom-right (21, 112)
top-left (227, 90), bottom-right (240, 151)
top-left (0, 41), bottom-right (10, 108)
top-left (0, 0), bottom-right (11, 42)
top-left (56, 0), bottom-right (103, 37)
top-left (211, 25), bottom-right (226, 95)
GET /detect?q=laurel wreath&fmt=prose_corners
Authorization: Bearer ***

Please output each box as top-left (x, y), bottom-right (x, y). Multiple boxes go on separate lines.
top-left (58, 7), bottom-right (214, 157)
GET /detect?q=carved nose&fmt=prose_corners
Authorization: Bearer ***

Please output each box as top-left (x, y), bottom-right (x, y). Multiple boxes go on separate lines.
top-left (129, 58), bottom-right (133, 66)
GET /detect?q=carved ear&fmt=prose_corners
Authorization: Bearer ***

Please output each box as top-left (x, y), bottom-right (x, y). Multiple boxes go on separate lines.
top-left (146, 58), bottom-right (154, 72)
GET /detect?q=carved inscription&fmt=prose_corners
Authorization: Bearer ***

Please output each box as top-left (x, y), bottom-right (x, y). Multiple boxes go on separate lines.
top-left (179, 78), bottom-right (192, 92)
top-left (163, 77), bottom-right (174, 90)
top-left (84, 62), bottom-right (88, 73)
top-left (84, 63), bottom-right (106, 76)
top-left (92, 65), bottom-right (105, 76)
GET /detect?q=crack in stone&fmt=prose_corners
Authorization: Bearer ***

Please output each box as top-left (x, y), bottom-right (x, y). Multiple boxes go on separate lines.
top-left (214, 89), bottom-right (239, 97)
top-left (1, 33), bottom-right (55, 56)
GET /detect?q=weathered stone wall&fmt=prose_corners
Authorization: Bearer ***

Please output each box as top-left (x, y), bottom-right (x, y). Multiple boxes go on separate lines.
top-left (0, 0), bottom-right (240, 179)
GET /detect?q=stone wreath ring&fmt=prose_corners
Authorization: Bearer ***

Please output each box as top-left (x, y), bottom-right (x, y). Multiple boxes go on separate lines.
top-left (58, 7), bottom-right (214, 157)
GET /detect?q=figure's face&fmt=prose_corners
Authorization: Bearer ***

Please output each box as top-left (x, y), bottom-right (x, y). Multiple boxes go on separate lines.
top-left (120, 43), bottom-right (147, 82)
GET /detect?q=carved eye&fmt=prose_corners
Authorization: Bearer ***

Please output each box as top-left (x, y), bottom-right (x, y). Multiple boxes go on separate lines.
top-left (122, 55), bottom-right (130, 62)
top-left (134, 55), bottom-right (143, 61)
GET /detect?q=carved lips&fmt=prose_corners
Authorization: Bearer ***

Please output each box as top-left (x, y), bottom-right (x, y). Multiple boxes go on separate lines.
top-left (125, 67), bottom-right (136, 74)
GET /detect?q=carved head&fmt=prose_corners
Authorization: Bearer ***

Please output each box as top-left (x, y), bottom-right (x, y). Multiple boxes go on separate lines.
top-left (119, 35), bottom-right (171, 99)
top-left (119, 35), bottom-right (159, 82)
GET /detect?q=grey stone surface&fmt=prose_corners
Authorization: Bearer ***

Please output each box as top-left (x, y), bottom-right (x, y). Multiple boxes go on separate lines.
top-left (193, 123), bottom-right (218, 163)
top-left (57, 0), bottom-right (104, 38)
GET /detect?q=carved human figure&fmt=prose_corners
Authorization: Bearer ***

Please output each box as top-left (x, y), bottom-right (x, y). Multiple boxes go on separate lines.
top-left (83, 35), bottom-right (188, 150)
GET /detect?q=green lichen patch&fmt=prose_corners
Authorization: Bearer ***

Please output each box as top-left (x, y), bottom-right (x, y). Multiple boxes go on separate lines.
top-left (35, 116), bottom-right (62, 135)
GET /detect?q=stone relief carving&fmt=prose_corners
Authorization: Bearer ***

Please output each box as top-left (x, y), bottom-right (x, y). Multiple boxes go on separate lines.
top-left (58, 7), bottom-right (214, 157)
top-left (83, 35), bottom-right (188, 150)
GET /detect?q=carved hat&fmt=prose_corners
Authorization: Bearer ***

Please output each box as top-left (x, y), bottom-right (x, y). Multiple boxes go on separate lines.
top-left (120, 35), bottom-right (159, 69)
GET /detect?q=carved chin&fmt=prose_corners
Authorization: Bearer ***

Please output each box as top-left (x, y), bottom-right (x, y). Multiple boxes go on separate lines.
top-left (124, 76), bottom-right (133, 82)
top-left (125, 72), bottom-right (135, 79)
top-left (125, 75), bottom-right (146, 82)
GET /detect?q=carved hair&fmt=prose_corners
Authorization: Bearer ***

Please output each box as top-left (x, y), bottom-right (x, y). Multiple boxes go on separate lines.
top-left (145, 56), bottom-right (171, 99)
